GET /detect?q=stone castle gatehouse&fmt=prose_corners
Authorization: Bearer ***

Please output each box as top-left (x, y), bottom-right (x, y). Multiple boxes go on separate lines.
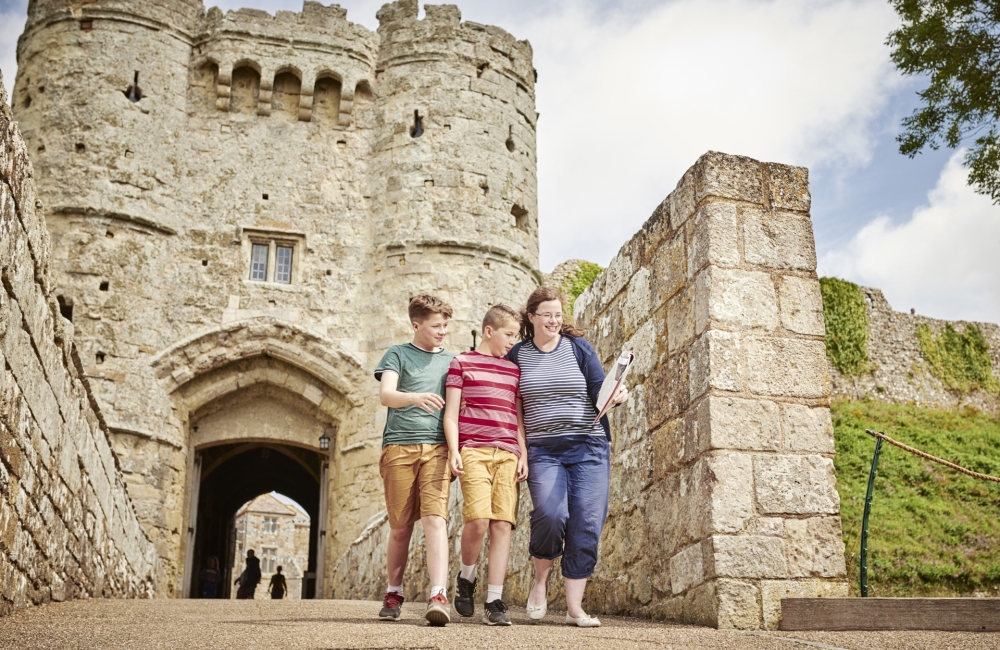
top-left (12, 0), bottom-right (539, 598)
top-left (4, 0), bottom-right (850, 629)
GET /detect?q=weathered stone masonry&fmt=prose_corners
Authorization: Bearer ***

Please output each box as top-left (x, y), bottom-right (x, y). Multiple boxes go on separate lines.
top-left (1, 71), bottom-right (157, 617)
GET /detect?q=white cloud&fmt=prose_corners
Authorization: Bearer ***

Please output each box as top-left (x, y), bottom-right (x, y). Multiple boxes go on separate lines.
top-left (0, 1), bottom-right (26, 104)
top-left (820, 150), bottom-right (1000, 325)
top-left (510, 0), bottom-right (903, 269)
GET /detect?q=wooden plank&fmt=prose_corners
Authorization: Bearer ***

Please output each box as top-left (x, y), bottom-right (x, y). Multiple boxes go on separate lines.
top-left (780, 598), bottom-right (1000, 631)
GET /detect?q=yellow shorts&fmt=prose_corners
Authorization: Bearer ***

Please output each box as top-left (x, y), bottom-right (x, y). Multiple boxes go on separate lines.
top-left (459, 446), bottom-right (519, 526)
top-left (379, 444), bottom-right (450, 529)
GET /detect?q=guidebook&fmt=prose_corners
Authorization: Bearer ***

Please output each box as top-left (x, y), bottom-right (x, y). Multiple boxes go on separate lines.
top-left (594, 349), bottom-right (634, 422)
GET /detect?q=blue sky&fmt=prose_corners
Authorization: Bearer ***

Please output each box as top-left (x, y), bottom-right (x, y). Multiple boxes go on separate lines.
top-left (2, 0), bottom-right (998, 324)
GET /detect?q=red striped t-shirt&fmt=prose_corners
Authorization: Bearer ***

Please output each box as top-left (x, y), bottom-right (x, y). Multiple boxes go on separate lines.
top-left (446, 351), bottom-right (521, 458)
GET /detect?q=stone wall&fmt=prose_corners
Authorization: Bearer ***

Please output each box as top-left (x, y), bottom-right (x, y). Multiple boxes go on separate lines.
top-left (0, 71), bottom-right (157, 617)
top-left (829, 287), bottom-right (1000, 413)
top-left (334, 151), bottom-right (848, 629)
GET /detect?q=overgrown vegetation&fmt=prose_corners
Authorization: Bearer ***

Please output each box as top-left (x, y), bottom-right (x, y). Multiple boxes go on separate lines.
top-left (819, 277), bottom-right (870, 375)
top-left (917, 323), bottom-right (1000, 394)
top-left (562, 262), bottom-right (603, 316)
top-left (833, 400), bottom-right (1000, 596)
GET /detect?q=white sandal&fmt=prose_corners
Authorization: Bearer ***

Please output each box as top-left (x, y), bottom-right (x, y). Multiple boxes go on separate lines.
top-left (565, 612), bottom-right (601, 627)
top-left (526, 598), bottom-right (547, 620)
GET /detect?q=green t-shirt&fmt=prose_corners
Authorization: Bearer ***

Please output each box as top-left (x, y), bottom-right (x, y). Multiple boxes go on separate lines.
top-left (374, 343), bottom-right (455, 447)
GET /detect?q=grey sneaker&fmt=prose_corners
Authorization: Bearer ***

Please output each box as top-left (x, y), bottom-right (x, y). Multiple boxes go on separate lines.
top-left (379, 592), bottom-right (404, 620)
top-left (484, 599), bottom-right (512, 626)
top-left (425, 593), bottom-right (451, 626)
top-left (454, 576), bottom-right (476, 617)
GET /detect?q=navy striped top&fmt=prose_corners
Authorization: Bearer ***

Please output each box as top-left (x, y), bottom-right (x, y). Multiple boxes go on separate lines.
top-left (516, 337), bottom-right (606, 439)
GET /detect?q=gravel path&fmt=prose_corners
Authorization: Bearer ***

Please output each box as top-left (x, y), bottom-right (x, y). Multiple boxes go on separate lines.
top-left (0, 599), bottom-right (997, 650)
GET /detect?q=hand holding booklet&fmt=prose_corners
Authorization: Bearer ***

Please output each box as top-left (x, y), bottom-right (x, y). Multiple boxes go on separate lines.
top-left (594, 349), bottom-right (634, 423)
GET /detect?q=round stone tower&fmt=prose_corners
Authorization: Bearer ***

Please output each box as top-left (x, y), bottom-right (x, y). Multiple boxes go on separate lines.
top-left (369, 0), bottom-right (541, 347)
top-left (13, 0), bottom-right (204, 233)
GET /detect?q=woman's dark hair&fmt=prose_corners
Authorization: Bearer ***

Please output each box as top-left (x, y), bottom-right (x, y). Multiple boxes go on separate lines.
top-left (519, 286), bottom-right (586, 341)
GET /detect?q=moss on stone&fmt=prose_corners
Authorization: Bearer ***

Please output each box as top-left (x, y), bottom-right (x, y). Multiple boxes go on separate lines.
top-left (820, 277), bottom-right (870, 376)
top-left (563, 261), bottom-right (603, 316)
top-left (916, 323), bottom-right (1000, 394)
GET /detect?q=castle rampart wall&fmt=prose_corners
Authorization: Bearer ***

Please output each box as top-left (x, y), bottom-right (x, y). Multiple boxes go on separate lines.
top-left (829, 288), bottom-right (1000, 413)
top-left (0, 71), bottom-right (157, 616)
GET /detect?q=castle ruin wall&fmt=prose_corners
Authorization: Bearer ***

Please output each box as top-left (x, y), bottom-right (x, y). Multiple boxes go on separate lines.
top-left (829, 288), bottom-right (1000, 413)
top-left (0, 70), bottom-right (157, 617)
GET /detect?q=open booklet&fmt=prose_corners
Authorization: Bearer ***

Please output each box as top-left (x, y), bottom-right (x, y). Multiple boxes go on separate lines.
top-left (593, 349), bottom-right (634, 423)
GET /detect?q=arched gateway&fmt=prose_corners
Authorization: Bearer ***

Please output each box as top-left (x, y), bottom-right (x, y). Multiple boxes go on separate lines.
top-left (151, 319), bottom-right (370, 598)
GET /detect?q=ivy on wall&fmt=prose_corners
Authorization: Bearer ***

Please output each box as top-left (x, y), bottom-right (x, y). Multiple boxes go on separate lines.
top-left (563, 262), bottom-right (603, 316)
top-left (819, 277), bottom-right (870, 376)
top-left (916, 323), bottom-right (1000, 394)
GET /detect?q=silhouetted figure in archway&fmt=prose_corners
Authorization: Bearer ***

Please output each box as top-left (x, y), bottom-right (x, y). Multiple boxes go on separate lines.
top-left (199, 556), bottom-right (221, 598)
top-left (235, 549), bottom-right (262, 599)
top-left (269, 566), bottom-right (287, 600)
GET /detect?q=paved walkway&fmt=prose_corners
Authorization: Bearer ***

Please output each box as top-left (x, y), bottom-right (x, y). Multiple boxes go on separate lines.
top-left (0, 599), bottom-right (997, 650)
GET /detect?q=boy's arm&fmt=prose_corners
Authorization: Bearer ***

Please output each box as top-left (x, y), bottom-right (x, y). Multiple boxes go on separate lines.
top-left (444, 386), bottom-right (464, 476)
top-left (515, 397), bottom-right (528, 482)
top-left (378, 370), bottom-right (445, 413)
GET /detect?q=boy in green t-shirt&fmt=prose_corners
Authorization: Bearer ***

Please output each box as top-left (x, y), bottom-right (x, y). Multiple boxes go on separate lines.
top-left (374, 293), bottom-right (456, 626)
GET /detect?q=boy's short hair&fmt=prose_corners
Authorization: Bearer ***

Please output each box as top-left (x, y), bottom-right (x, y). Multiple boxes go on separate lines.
top-left (482, 304), bottom-right (520, 332)
top-left (408, 293), bottom-right (453, 323)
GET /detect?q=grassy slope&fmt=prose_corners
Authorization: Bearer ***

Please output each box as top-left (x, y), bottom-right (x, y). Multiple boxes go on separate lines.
top-left (832, 400), bottom-right (1000, 596)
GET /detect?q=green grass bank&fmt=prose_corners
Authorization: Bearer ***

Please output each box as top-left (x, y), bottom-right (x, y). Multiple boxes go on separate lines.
top-left (833, 399), bottom-right (1000, 596)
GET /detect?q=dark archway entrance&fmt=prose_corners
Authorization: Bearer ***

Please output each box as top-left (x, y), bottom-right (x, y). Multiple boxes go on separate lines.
top-left (187, 442), bottom-right (327, 599)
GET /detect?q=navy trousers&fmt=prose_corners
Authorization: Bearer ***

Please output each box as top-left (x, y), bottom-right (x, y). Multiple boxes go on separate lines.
top-left (526, 434), bottom-right (610, 579)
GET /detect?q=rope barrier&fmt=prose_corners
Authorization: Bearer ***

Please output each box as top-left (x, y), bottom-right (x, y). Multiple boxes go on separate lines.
top-left (864, 429), bottom-right (1000, 484)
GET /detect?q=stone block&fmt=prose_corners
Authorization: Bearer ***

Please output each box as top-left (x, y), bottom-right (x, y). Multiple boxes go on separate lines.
top-left (694, 152), bottom-right (764, 206)
top-left (705, 454), bottom-right (754, 535)
top-left (705, 267), bottom-right (779, 331)
top-left (688, 201), bottom-right (740, 274)
top-left (743, 209), bottom-right (817, 271)
top-left (753, 455), bottom-right (840, 515)
top-left (760, 579), bottom-right (847, 630)
top-left (670, 540), bottom-right (707, 594)
top-left (646, 350), bottom-right (689, 429)
top-left (689, 330), bottom-right (740, 400)
top-left (650, 229), bottom-right (686, 304)
top-left (765, 163), bottom-right (810, 212)
top-left (666, 284), bottom-right (695, 352)
top-left (743, 336), bottom-right (829, 398)
top-left (699, 395), bottom-right (780, 452)
top-left (778, 275), bottom-right (824, 336)
top-left (622, 267), bottom-right (652, 338)
top-left (707, 535), bottom-right (787, 579)
top-left (715, 579), bottom-right (762, 629)
top-left (781, 403), bottom-right (834, 453)
top-left (783, 516), bottom-right (847, 579)
top-left (668, 167), bottom-right (697, 230)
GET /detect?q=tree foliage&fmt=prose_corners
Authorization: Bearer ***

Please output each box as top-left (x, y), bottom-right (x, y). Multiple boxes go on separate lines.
top-left (562, 262), bottom-right (603, 317)
top-left (888, 0), bottom-right (1000, 202)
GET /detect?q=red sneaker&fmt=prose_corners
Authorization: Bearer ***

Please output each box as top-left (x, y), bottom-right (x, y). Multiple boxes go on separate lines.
top-left (379, 591), bottom-right (404, 620)
top-left (425, 593), bottom-right (451, 626)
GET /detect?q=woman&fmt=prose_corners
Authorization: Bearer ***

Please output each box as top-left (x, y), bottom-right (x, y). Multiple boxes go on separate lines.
top-left (506, 286), bottom-right (628, 627)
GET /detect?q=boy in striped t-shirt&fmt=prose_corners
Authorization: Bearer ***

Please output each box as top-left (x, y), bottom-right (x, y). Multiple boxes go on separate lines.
top-left (443, 304), bottom-right (527, 626)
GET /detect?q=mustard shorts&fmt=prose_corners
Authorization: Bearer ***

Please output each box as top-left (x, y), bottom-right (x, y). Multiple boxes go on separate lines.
top-left (459, 446), bottom-right (520, 526)
top-left (379, 443), bottom-right (450, 529)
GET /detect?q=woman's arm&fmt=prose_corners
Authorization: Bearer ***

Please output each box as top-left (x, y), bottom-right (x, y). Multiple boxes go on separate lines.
top-left (444, 386), bottom-right (464, 476)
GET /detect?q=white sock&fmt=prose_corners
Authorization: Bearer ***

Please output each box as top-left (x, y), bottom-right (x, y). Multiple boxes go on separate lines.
top-left (486, 584), bottom-right (503, 603)
top-left (387, 585), bottom-right (403, 595)
top-left (460, 563), bottom-right (476, 581)
top-left (430, 585), bottom-right (446, 599)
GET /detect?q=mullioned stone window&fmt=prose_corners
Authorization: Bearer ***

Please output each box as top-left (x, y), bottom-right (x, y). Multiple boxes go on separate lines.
top-left (243, 228), bottom-right (304, 285)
